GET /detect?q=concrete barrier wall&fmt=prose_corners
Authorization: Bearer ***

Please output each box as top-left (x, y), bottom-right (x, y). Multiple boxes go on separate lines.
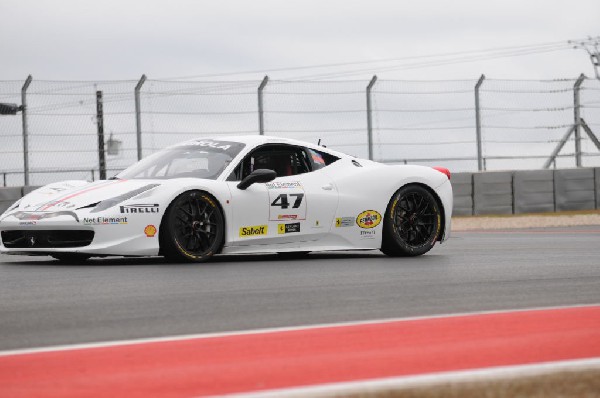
top-left (514, 170), bottom-right (555, 214)
top-left (473, 171), bottom-right (513, 215)
top-left (0, 187), bottom-right (22, 215)
top-left (451, 173), bottom-right (473, 216)
top-left (454, 167), bottom-right (600, 216)
top-left (554, 169), bottom-right (596, 211)
top-left (596, 168), bottom-right (600, 210)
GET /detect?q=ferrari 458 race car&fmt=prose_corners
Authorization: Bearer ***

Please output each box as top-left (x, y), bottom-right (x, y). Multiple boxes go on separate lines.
top-left (0, 136), bottom-right (452, 262)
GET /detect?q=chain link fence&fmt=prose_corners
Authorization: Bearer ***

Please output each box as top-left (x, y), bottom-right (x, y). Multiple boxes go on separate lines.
top-left (1, 76), bottom-right (599, 187)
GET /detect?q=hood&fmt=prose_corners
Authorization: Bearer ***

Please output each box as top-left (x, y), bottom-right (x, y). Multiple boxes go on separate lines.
top-left (19, 179), bottom-right (160, 212)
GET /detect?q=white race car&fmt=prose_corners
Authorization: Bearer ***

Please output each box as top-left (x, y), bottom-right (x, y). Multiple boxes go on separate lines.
top-left (0, 136), bottom-right (452, 262)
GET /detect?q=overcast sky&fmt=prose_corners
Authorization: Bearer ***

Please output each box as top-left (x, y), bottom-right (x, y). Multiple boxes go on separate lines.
top-left (1, 0), bottom-right (599, 81)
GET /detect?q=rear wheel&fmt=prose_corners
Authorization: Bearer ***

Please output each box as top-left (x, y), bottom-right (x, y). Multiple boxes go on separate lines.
top-left (51, 253), bottom-right (91, 263)
top-left (381, 185), bottom-right (441, 257)
top-left (160, 191), bottom-right (224, 263)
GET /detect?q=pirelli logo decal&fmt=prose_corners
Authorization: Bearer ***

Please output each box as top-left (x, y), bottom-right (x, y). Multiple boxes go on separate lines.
top-left (239, 225), bottom-right (268, 238)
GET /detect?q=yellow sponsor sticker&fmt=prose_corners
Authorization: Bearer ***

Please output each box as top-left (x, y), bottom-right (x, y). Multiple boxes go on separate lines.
top-left (356, 210), bottom-right (382, 229)
top-left (239, 224), bottom-right (268, 237)
top-left (144, 224), bottom-right (157, 237)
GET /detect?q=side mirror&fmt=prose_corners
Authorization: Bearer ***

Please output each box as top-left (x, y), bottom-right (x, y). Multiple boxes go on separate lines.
top-left (237, 169), bottom-right (277, 190)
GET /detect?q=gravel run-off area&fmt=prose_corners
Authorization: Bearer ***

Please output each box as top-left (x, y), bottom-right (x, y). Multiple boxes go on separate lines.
top-left (451, 210), bottom-right (600, 231)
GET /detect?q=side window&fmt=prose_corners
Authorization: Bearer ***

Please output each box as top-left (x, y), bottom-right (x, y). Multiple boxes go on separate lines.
top-left (307, 148), bottom-right (339, 170)
top-left (228, 145), bottom-right (312, 181)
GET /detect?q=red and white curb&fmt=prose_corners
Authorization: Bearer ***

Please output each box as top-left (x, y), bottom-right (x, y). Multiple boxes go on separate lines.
top-left (1, 304), bottom-right (599, 397)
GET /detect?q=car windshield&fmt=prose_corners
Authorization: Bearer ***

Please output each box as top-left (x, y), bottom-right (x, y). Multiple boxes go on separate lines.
top-left (116, 140), bottom-right (246, 180)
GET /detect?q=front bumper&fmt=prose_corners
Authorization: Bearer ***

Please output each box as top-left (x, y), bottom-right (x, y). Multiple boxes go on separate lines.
top-left (0, 212), bottom-right (161, 256)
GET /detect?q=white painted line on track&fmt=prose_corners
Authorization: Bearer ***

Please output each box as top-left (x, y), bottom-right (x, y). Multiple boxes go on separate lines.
top-left (221, 358), bottom-right (600, 398)
top-left (1, 302), bottom-right (598, 357)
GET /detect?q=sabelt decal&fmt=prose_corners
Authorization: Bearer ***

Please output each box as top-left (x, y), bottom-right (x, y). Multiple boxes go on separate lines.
top-left (19, 221), bottom-right (37, 226)
top-left (278, 222), bottom-right (301, 234)
top-left (356, 210), bottom-right (382, 229)
top-left (239, 225), bottom-right (268, 237)
top-left (83, 217), bottom-right (128, 225)
top-left (144, 225), bottom-right (157, 237)
top-left (335, 217), bottom-right (354, 227)
top-left (120, 204), bottom-right (159, 214)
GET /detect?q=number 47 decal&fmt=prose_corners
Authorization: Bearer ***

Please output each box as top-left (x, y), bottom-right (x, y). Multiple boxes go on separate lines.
top-left (271, 193), bottom-right (304, 209)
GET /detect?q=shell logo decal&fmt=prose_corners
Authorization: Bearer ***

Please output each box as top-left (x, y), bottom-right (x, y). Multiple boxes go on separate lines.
top-left (356, 210), bottom-right (382, 229)
top-left (144, 225), bottom-right (157, 237)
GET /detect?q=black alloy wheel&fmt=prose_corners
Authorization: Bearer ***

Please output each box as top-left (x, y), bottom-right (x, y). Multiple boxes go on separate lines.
top-left (381, 184), bottom-right (441, 257)
top-left (161, 191), bottom-right (224, 262)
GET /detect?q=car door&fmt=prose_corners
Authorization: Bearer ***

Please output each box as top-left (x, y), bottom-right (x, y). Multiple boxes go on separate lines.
top-left (226, 144), bottom-right (338, 246)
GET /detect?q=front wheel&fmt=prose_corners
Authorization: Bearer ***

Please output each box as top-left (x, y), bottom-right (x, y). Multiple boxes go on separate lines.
top-left (160, 191), bottom-right (225, 263)
top-left (381, 185), bottom-right (442, 257)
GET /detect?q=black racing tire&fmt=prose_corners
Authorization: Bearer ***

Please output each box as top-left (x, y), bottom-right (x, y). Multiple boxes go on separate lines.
top-left (277, 251), bottom-right (310, 259)
top-left (51, 253), bottom-right (91, 263)
top-left (381, 184), bottom-right (442, 257)
top-left (160, 190), bottom-right (225, 263)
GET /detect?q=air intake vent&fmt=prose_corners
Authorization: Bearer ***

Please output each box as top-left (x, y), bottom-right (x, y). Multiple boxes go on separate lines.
top-left (1, 230), bottom-right (94, 248)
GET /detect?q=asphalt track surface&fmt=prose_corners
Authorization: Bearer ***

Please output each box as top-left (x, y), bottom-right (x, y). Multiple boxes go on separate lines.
top-left (1, 226), bottom-right (599, 351)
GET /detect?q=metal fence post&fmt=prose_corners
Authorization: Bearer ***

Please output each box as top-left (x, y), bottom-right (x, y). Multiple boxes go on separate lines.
top-left (474, 74), bottom-right (486, 171)
top-left (21, 75), bottom-right (33, 186)
top-left (96, 91), bottom-right (106, 180)
top-left (258, 76), bottom-right (269, 135)
top-left (134, 74), bottom-right (147, 161)
top-left (574, 73), bottom-right (585, 167)
top-left (366, 75), bottom-right (378, 161)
